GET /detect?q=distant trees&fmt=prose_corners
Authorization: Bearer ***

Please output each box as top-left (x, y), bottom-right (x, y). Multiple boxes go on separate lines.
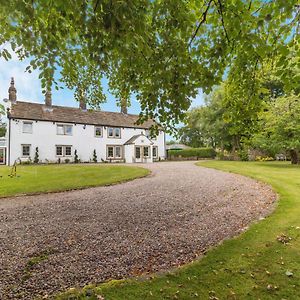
top-left (0, 104), bottom-right (6, 137)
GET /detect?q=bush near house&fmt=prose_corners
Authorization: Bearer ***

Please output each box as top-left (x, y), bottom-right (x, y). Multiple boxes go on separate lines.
top-left (168, 147), bottom-right (216, 160)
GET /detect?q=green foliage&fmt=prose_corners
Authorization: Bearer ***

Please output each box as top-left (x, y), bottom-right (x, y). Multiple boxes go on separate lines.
top-left (237, 149), bottom-right (249, 161)
top-left (0, 103), bottom-right (6, 137)
top-left (0, 1), bottom-right (299, 131)
top-left (74, 150), bottom-right (79, 163)
top-left (252, 94), bottom-right (300, 163)
top-left (34, 147), bottom-right (39, 164)
top-left (93, 149), bottom-right (97, 163)
top-left (168, 147), bottom-right (216, 159)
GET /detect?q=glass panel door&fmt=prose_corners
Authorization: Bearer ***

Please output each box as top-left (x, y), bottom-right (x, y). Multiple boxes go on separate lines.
top-left (0, 148), bottom-right (5, 164)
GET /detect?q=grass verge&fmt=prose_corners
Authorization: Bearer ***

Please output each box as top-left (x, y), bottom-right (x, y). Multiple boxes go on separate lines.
top-left (0, 164), bottom-right (149, 198)
top-left (55, 161), bottom-right (300, 300)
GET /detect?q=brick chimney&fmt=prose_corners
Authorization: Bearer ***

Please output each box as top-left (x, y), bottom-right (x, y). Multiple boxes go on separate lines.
top-left (45, 90), bottom-right (52, 107)
top-left (8, 77), bottom-right (17, 102)
top-left (120, 98), bottom-right (127, 114)
top-left (79, 99), bottom-right (87, 110)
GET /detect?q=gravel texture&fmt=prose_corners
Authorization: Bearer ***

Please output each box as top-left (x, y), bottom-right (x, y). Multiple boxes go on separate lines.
top-left (0, 161), bottom-right (276, 299)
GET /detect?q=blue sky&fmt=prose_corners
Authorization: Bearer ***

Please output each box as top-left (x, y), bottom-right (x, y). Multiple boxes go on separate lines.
top-left (0, 47), bottom-right (205, 140)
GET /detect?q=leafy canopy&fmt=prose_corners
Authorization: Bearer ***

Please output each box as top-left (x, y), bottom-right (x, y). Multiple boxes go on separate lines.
top-left (0, 0), bottom-right (299, 130)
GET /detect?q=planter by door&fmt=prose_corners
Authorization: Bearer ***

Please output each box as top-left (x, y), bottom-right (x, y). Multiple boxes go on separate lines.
top-left (0, 148), bottom-right (6, 164)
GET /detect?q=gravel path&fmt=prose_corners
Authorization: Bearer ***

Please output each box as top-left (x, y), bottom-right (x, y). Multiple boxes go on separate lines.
top-left (0, 161), bottom-right (276, 299)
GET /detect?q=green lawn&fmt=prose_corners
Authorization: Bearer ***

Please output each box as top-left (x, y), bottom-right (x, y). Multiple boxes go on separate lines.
top-left (56, 161), bottom-right (300, 300)
top-left (0, 164), bottom-right (149, 198)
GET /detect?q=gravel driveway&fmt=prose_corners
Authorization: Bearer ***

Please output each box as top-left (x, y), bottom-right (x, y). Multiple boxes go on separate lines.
top-left (0, 161), bottom-right (276, 299)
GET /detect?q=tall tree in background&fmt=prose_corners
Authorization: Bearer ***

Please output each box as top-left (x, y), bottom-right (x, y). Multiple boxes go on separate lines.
top-left (0, 104), bottom-right (6, 137)
top-left (0, 0), bottom-right (299, 130)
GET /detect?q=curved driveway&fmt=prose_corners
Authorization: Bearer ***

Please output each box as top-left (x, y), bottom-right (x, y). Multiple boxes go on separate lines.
top-left (0, 161), bottom-right (276, 299)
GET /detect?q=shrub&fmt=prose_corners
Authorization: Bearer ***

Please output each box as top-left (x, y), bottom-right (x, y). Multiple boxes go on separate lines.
top-left (93, 149), bottom-right (97, 163)
top-left (168, 148), bottom-right (216, 159)
top-left (64, 158), bottom-right (70, 164)
top-left (74, 150), bottom-right (79, 163)
top-left (34, 147), bottom-right (39, 164)
top-left (238, 149), bottom-right (249, 161)
top-left (255, 156), bottom-right (274, 162)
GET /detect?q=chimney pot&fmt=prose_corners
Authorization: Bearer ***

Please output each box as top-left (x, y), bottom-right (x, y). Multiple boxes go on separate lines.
top-left (79, 99), bottom-right (87, 110)
top-left (45, 90), bottom-right (52, 106)
top-left (120, 98), bottom-right (128, 114)
top-left (8, 77), bottom-right (17, 102)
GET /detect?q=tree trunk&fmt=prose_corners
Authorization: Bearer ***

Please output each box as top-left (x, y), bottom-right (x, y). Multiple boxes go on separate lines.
top-left (290, 149), bottom-right (299, 164)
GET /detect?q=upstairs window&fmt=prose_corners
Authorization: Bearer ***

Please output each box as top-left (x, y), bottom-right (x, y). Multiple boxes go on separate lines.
top-left (22, 144), bottom-right (31, 157)
top-left (95, 126), bottom-right (102, 137)
top-left (22, 122), bottom-right (33, 134)
top-left (107, 127), bottom-right (121, 138)
top-left (57, 124), bottom-right (73, 136)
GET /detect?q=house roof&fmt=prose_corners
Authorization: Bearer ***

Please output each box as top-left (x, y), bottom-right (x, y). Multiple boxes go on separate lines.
top-left (124, 134), bottom-right (153, 145)
top-left (9, 101), bottom-right (156, 129)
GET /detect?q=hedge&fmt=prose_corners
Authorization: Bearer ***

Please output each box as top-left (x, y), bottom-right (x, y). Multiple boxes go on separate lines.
top-left (168, 148), bottom-right (216, 159)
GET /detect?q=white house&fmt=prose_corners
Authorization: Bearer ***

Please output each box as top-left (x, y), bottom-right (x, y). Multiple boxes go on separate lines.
top-left (1, 78), bottom-right (166, 165)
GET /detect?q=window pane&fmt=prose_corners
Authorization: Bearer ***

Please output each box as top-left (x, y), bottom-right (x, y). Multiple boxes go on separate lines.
top-left (23, 122), bottom-right (32, 133)
top-left (22, 145), bottom-right (30, 156)
top-left (56, 146), bottom-right (63, 156)
top-left (115, 128), bottom-right (120, 137)
top-left (108, 128), bottom-right (114, 137)
top-left (143, 146), bottom-right (149, 157)
top-left (135, 147), bottom-right (141, 159)
top-left (57, 125), bottom-right (64, 135)
top-left (65, 146), bottom-right (72, 156)
top-left (153, 147), bottom-right (157, 157)
top-left (108, 147), bottom-right (114, 157)
top-left (95, 127), bottom-right (102, 137)
top-left (115, 146), bottom-right (121, 158)
top-left (65, 125), bottom-right (72, 136)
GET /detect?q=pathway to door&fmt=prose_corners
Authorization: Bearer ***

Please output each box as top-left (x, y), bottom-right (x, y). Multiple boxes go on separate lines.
top-left (0, 161), bottom-right (276, 299)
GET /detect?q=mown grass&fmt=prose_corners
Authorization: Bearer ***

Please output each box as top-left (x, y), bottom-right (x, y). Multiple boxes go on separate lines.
top-left (0, 164), bottom-right (149, 198)
top-left (56, 161), bottom-right (300, 300)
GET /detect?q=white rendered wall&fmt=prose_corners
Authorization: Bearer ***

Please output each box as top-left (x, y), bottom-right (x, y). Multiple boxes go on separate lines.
top-left (8, 118), bottom-right (166, 165)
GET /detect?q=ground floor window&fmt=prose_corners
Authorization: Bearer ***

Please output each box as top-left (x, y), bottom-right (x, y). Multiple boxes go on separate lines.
top-left (107, 145), bottom-right (122, 159)
top-left (22, 144), bottom-right (31, 157)
top-left (135, 147), bottom-right (141, 159)
top-left (56, 145), bottom-right (72, 157)
top-left (152, 146), bottom-right (158, 158)
top-left (143, 146), bottom-right (150, 158)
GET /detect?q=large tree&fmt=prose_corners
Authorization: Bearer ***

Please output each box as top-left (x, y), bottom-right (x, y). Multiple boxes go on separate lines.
top-left (0, 1), bottom-right (299, 130)
top-left (252, 94), bottom-right (300, 164)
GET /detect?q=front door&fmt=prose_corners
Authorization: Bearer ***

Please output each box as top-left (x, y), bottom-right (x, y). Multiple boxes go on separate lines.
top-left (0, 148), bottom-right (6, 165)
top-left (135, 146), bottom-right (143, 163)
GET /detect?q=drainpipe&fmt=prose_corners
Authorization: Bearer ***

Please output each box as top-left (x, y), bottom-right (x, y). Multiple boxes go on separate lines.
top-left (8, 117), bottom-right (11, 166)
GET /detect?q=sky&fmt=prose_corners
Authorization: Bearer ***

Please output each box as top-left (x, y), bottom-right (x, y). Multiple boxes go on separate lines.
top-left (0, 47), bottom-right (205, 140)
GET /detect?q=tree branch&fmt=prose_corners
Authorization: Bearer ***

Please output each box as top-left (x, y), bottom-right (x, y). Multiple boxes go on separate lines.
top-left (188, 0), bottom-right (213, 48)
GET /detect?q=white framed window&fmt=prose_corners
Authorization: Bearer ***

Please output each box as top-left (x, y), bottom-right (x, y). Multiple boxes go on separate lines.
top-left (56, 146), bottom-right (63, 156)
top-left (65, 146), bottom-right (72, 156)
top-left (107, 127), bottom-right (121, 138)
top-left (57, 124), bottom-right (73, 136)
top-left (107, 146), bottom-right (114, 158)
top-left (95, 126), bottom-right (102, 137)
top-left (143, 146), bottom-right (150, 158)
top-left (22, 122), bottom-right (33, 134)
top-left (56, 145), bottom-right (72, 157)
top-left (22, 144), bottom-right (31, 157)
top-left (107, 145), bottom-right (122, 159)
top-left (135, 147), bottom-right (141, 159)
top-left (152, 146), bottom-right (158, 158)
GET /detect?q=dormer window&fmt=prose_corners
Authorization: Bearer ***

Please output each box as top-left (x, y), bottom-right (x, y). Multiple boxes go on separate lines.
top-left (57, 124), bottom-right (73, 136)
top-left (22, 122), bottom-right (33, 134)
top-left (107, 127), bottom-right (121, 138)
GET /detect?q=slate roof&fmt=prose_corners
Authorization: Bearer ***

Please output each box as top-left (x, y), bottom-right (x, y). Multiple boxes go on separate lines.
top-left (124, 134), bottom-right (153, 145)
top-left (9, 101), bottom-right (156, 129)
